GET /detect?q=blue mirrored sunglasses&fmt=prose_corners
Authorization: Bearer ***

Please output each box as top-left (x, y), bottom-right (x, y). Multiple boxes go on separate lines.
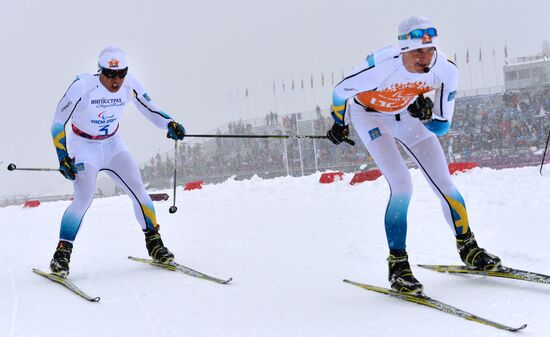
top-left (398, 27), bottom-right (438, 40)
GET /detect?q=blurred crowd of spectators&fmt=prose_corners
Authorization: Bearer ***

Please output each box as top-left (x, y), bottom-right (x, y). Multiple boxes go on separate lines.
top-left (140, 86), bottom-right (550, 189)
top-left (443, 87), bottom-right (550, 167)
top-left (3, 86), bottom-right (549, 206)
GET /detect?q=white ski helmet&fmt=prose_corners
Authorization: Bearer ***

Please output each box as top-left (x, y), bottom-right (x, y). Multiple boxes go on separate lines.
top-left (98, 46), bottom-right (128, 70)
top-left (398, 16), bottom-right (438, 52)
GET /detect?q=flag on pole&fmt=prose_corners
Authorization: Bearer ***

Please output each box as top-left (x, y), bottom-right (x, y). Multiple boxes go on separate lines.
top-left (504, 45), bottom-right (509, 65)
top-left (282, 79), bottom-right (285, 92)
top-left (301, 78), bottom-right (304, 89)
top-left (466, 49), bottom-right (469, 63)
top-left (291, 79), bottom-right (295, 90)
top-left (245, 88), bottom-right (249, 97)
top-left (479, 48), bottom-right (482, 62)
top-left (310, 74), bottom-right (314, 88)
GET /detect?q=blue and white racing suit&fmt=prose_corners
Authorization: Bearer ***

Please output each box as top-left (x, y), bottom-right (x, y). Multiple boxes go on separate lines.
top-left (51, 73), bottom-right (175, 242)
top-left (332, 46), bottom-right (466, 250)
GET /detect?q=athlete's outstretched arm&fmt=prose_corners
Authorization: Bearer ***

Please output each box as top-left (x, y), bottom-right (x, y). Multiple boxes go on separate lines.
top-left (332, 57), bottom-right (378, 125)
top-left (127, 75), bottom-right (175, 129)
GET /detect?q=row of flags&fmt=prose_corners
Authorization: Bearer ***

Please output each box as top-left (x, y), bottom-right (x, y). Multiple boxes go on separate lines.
top-left (235, 72), bottom-right (345, 97)
top-left (271, 72), bottom-right (343, 94)
top-left (237, 45), bottom-right (511, 97)
top-left (454, 45), bottom-right (509, 64)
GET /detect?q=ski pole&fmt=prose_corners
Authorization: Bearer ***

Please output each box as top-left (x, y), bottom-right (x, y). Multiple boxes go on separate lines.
top-left (7, 163), bottom-right (59, 172)
top-left (184, 134), bottom-right (327, 140)
top-left (540, 129), bottom-right (550, 175)
top-left (169, 141), bottom-right (178, 214)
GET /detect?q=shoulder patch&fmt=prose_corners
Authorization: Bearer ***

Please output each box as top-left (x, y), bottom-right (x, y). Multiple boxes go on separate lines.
top-left (366, 53), bottom-right (375, 67)
top-left (448, 90), bottom-right (457, 101)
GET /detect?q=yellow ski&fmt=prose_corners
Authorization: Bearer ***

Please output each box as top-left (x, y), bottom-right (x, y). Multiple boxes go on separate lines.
top-left (343, 279), bottom-right (526, 332)
top-left (33, 268), bottom-right (100, 302)
top-left (128, 256), bottom-right (232, 284)
top-left (417, 264), bottom-right (550, 284)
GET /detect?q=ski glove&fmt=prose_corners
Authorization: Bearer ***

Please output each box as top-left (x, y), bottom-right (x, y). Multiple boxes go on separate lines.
top-left (408, 94), bottom-right (433, 121)
top-left (59, 156), bottom-right (76, 181)
top-left (326, 122), bottom-right (355, 146)
top-left (167, 121), bottom-right (186, 140)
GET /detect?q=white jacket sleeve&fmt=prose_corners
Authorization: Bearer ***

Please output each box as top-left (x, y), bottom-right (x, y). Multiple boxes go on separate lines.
top-left (425, 58), bottom-right (459, 136)
top-left (433, 58), bottom-right (459, 122)
top-left (331, 47), bottom-right (395, 125)
top-left (51, 76), bottom-right (84, 159)
top-left (127, 75), bottom-right (174, 130)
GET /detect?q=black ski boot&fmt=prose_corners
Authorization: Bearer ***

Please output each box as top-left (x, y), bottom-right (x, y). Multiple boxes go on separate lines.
top-left (456, 230), bottom-right (501, 271)
top-left (50, 241), bottom-right (73, 277)
top-left (144, 228), bottom-right (174, 263)
top-left (388, 250), bottom-right (424, 294)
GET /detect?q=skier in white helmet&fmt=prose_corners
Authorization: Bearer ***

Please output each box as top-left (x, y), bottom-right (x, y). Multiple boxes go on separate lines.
top-left (326, 16), bottom-right (501, 294)
top-left (49, 46), bottom-right (186, 277)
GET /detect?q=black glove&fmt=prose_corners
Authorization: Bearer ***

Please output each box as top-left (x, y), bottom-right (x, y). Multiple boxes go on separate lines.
top-left (326, 123), bottom-right (355, 146)
top-left (167, 121), bottom-right (186, 140)
top-left (59, 156), bottom-right (76, 181)
top-left (408, 95), bottom-right (433, 121)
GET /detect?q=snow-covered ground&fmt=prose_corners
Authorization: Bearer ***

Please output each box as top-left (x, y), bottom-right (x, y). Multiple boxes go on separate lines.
top-left (1, 166), bottom-right (549, 337)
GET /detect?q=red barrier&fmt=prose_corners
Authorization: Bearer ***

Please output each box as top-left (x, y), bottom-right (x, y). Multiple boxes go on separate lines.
top-left (149, 193), bottom-right (169, 201)
top-left (184, 181), bottom-right (205, 191)
top-left (319, 172), bottom-right (344, 184)
top-left (23, 200), bottom-right (41, 208)
top-left (350, 169), bottom-right (382, 185)
top-left (448, 162), bottom-right (478, 175)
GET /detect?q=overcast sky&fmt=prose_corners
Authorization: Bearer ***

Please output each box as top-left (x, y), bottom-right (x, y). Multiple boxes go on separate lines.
top-left (1, 0), bottom-right (549, 198)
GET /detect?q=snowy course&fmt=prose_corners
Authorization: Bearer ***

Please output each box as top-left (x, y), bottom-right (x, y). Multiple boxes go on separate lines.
top-left (1, 166), bottom-right (549, 337)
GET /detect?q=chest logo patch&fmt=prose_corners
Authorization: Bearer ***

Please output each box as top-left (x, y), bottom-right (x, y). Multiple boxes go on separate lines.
top-left (98, 111), bottom-right (115, 120)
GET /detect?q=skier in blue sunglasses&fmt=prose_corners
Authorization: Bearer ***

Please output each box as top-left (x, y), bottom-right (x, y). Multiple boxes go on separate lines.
top-left (327, 16), bottom-right (501, 294)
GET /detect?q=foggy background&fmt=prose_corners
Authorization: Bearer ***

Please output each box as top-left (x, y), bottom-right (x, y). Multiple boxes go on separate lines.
top-left (1, 0), bottom-right (549, 198)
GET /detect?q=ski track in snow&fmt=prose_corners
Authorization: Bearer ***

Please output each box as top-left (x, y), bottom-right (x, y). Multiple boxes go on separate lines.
top-left (130, 283), bottom-right (162, 337)
top-left (1, 166), bottom-right (550, 337)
